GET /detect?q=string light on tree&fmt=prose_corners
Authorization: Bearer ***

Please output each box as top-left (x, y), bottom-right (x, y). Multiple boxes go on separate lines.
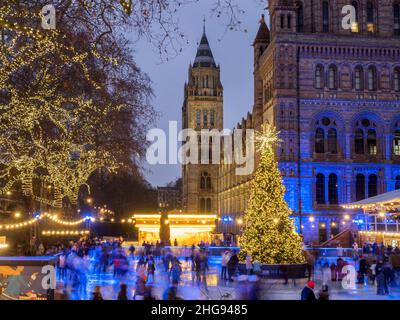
top-left (0, 3), bottom-right (123, 208)
top-left (240, 124), bottom-right (305, 264)
top-left (119, 0), bottom-right (132, 15)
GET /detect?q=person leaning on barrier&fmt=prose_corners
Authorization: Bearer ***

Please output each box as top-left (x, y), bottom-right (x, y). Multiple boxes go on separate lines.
top-left (301, 281), bottom-right (316, 301)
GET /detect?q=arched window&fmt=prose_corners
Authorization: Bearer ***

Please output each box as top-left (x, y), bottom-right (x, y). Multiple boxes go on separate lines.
top-left (200, 172), bottom-right (211, 190)
top-left (322, 1), bottom-right (329, 32)
top-left (394, 3), bottom-right (400, 35)
top-left (328, 174), bottom-right (338, 204)
top-left (206, 198), bottom-right (212, 212)
top-left (328, 65), bottom-right (337, 89)
top-left (209, 137), bottom-right (213, 163)
top-left (352, 1), bottom-right (359, 20)
top-left (314, 117), bottom-right (339, 155)
top-left (210, 110), bottom-right (215, 126)
top-left (296, 2), bottom-right (304, 32)
top-left (315, 128), bottom-right (325, 153)
top-left (200, 176), bottom-right (205, 189)
top-left (287, 14), bottom-right (292, 29)
top-left (368, 174), bottom-right (378, 197)
top-left (200, 198), bottom-right (206, 212)
top-left (367, 129), bottom-right (377, 155)
top-left (327, 128), bottom-right (337, 154)
top-left (350, 1), bottom-right (359, 32)
top-left (354, 66), bottom-right (364, 90)
top-left (394, 68), bottom-right (400, 91)
top-left (196, 110), bottom-right (201, 127)
top-left (206, 176), bottom-right (211, 190)
top-left (203, 110), bottom-right (208, 127)
top-left (393, 130), bottom-right (400, 156)
top-left (280, 14), bottom-right (285, 29)
top-left (315, 65), bottom-right (324, 89)
top-left (367, 66), bottom-right (377, 91)
top-left (355, 129), bottom-right (364, 154)
top-left (356, 174), bottom-right (366, 201)
top-left (367, 1), bottom-right (374, 32)
top-left (395, 175), bottom-right (400, 190)
top-left (316, 173), bottom-right (325, 204)
top-left (352, 1), bottom-right (359, 22)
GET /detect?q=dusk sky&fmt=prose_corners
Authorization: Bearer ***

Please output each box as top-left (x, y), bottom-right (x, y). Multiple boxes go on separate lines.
top-left (133, 1), bottom-right (267, 187)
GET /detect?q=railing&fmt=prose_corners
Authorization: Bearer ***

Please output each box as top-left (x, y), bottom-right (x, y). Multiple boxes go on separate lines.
top-left (320, 228), bottom-right (352, 247)
top-left (123, 245), bottom-right (240, 258)
top-left (304, 247), bottom-right (357, 258)
top-left (238, 263), bottom-right (310, 279)
top-left (123, 245), bottom-right (361, 260)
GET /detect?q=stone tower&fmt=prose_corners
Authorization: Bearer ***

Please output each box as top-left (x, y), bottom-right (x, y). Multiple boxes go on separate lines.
top-left (182, 23), bottom-right (223, 213)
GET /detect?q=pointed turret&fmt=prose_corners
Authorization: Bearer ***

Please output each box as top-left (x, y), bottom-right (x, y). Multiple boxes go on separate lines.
top-left (253, 14), bottom-right (270, 66)
top-left (253, 14), bottom-right (270, 45)
top-left (193, 21), bottom-right (217, 68)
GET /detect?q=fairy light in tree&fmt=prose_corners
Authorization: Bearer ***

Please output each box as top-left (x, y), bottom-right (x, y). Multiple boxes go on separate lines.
top-left (0, 3), bottom-right (122, 207)
top-left (116, 0), bottom-right (132, 15)
top-left (240, 124), bottom-right (305, 264)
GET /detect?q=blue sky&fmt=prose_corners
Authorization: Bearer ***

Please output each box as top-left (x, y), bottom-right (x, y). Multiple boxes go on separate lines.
top-left (133, 1), bottom-right (266, 187)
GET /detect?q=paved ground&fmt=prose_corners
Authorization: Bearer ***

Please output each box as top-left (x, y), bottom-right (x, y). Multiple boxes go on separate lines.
top-left (55, 258), bottom-right (400, 300)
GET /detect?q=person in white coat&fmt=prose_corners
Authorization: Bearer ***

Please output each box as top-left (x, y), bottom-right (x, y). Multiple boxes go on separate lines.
top-left (221, 250), bottom-right (230, 280)
top-left (322, 262), bottom-right (331, 286)
top-left (337, 243), bottom-right (344, 257)
top-left (245, 254), bottom-right (253, 275)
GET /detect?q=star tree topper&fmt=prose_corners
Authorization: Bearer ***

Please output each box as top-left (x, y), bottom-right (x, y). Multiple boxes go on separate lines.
top-left (255, 123), bottom-right (282, 153)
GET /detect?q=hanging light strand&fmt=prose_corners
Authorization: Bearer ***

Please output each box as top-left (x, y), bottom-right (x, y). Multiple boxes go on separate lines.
top-left (43, 213), bottom-right (86, 226)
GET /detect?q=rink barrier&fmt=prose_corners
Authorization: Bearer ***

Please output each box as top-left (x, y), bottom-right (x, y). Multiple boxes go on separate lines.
top-left (238, 263), bottom-right (310, 280)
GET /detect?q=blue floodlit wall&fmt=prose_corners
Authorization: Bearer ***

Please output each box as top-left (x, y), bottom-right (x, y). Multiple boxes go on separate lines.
top-left (278, 106), bottom-right (400, 245)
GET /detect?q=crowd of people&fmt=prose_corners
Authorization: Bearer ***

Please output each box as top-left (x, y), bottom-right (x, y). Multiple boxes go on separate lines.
top-left (16, 234), bottom-right (400, 300)
top-left (48, 237), bottom-right (265, 300)
top-left (356, 255), bottom-right (397, 296)
top-left (303, 241), bottom-right (400, 300)
top-left (361, 242), bottom-right (400, 256)
top-left (355, 241), bottom-right (398, 296)
top-left (47, 237), bottom-right (234, 300)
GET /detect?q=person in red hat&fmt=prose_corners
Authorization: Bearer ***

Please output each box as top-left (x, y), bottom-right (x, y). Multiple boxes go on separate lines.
top-left (301, 280), bottom-right (316, 301)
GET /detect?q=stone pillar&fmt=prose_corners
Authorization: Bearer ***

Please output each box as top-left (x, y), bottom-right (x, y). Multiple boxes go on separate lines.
top-left (385, 134), bottom-right (392, 161)
top-left (345, 133), bottom-right (351, 159)
top-left (325, 174), bottom-right (329, 204)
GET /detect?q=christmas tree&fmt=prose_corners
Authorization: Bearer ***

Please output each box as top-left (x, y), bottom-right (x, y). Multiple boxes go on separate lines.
top-left (240, 124), bottom-right (305, 264)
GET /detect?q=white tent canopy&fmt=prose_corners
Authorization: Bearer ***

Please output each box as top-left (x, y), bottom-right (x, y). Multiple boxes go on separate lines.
top-left (342, 189), bottom-right (400, 210)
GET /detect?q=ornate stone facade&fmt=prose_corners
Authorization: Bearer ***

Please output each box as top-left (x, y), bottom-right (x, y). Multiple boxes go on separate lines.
top-left (184, 1), bottom-right (400, 244)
